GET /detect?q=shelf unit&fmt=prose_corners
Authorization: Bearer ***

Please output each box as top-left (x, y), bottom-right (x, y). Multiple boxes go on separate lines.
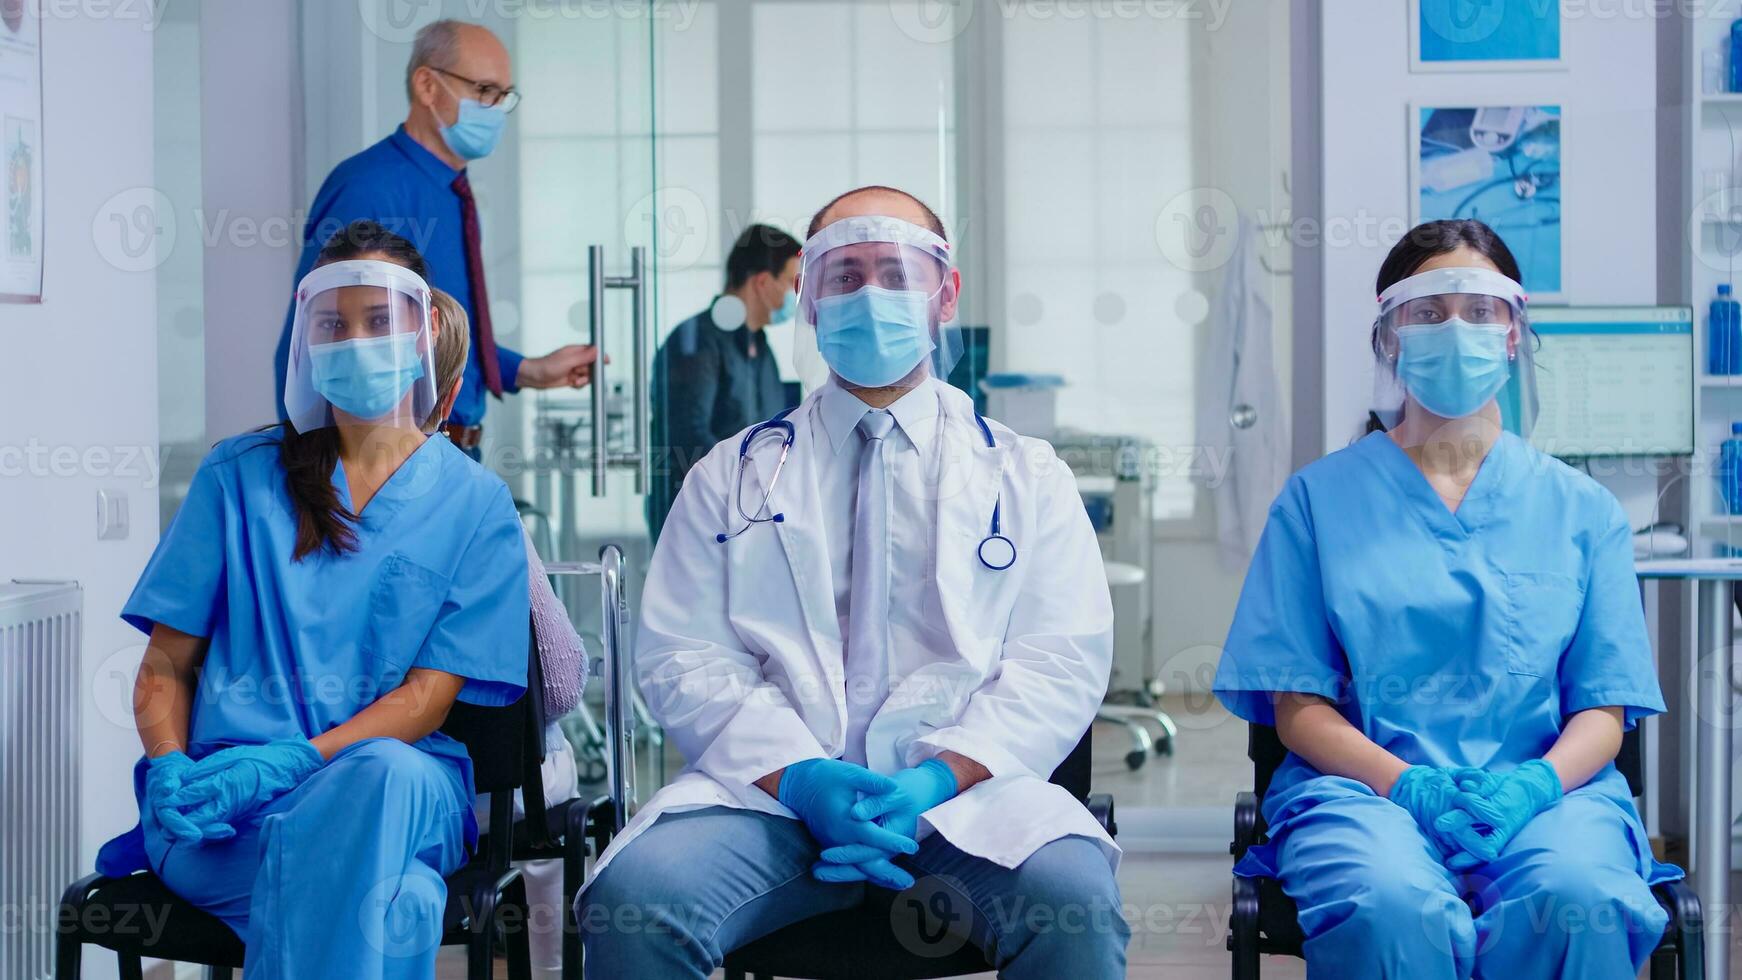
top-left (1687, 18), bottom-right (1742, 543)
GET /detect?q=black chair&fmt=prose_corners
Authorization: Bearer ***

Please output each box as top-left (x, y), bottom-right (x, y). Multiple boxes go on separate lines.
top-left (691, 729), bottom-right (1114, 980)
top-left (509, 628), bottom-right (600, 980)
top-left (1227, 724), bottom-right (1705, 980)
top-left (56, 627), bottom-right (543, 980)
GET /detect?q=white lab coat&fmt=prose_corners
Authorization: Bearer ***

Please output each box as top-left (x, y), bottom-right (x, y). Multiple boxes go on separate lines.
top-left (1194, 215), bottom-right (1290, 568)
top-left (588, 382), bottom-right (1119, 883)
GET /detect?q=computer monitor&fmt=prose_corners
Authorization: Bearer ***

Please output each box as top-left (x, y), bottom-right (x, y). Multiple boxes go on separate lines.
top-left (1520, 306), bottom-right (1695, 458)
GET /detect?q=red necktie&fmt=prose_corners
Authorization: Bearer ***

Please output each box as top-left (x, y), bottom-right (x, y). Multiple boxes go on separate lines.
top-left (451, 172), bottom-right (504, 397)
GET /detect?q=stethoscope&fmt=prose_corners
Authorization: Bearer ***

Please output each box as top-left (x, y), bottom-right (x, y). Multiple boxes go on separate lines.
top-left (715, 403), bottom-right (1017, 571)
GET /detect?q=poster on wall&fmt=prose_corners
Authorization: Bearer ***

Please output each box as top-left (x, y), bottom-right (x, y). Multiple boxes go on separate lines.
top-left (1411, 0), bottom-right (1563, 72)
top-left (1411, 104), bottom-right (1562, 300)
top-left (0, 0), bottom-right (42, 303)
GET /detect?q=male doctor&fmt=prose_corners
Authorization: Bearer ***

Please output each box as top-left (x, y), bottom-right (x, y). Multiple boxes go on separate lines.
top-left (580, 186), bottom-right (1128, 978)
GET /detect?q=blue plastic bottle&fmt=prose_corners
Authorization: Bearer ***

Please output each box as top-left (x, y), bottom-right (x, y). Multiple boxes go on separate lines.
top-left (1712, 284), bottom-right (1742, 375)
top-left (1723, 423), bottom-right (1742, 514)
top-left (1732, 19), bottom-right (1742, 91)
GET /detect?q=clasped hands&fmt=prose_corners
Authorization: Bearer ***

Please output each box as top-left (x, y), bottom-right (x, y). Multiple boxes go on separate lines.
top-left (1388, 759), bottom-right (1563, 871)
top-left (776, 758), bottom-right (960, 891)
top-left (141, 738), bottom-right (326, 843)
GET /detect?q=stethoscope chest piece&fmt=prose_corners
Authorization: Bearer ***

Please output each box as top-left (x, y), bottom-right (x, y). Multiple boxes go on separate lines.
top-left (978, 533), bottom-right (1017, 571)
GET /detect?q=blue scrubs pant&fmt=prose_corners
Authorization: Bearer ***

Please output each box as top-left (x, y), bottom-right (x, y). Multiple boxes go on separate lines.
top-left (145, 738), bottom-right (470, 980)
top-left (1274, 790), bottom-right (1668, 979)
top-left (580, 807), bottom-right (1128, 978)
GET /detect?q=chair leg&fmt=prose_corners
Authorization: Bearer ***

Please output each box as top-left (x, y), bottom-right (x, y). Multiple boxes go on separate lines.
top-left (1230, 876), bottom-right (1261, 980)
top-left (564, 804), bottom-right (588, 980)
top-left (53, 932), bottom-right (80, 980)
top-left (502, 875), bottom-right (533, 980)
top-left (469, 887), bottom-right (500, 980)
top-left (1650, 945), bottom-right (1678, 980)
top-left (117, 952), bottom-right (145, 980)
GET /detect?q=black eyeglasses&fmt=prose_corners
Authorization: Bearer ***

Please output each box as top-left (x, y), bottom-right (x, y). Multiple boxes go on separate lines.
top-left (433, 68), bottom-right (521, 113)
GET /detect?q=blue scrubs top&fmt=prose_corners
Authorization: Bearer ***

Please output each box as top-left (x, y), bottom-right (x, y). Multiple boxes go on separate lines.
top-left (273, 126), bottom-right (523, 427)
top-left (99, 429), bottom-right (529, 874)
top-left (1214, 432), bottom-right (1667, 843)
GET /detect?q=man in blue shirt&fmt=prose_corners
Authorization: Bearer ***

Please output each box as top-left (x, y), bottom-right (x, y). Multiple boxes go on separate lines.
top-left (275, 19), bottom-right (597, 453)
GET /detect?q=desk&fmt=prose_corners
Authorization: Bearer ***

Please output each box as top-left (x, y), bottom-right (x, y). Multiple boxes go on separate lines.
top-left (1636, 556), bottom-right (1742, 980)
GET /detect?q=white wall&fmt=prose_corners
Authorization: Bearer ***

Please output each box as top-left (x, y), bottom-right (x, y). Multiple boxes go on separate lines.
top-left (201, 0), bottom-right (301, 438)
top-left (0, 2), bottom-right (160, 913)
top-left (1316, 2), bottom-right (1658, 455)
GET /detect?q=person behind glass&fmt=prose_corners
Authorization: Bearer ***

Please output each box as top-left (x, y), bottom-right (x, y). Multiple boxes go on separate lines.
top-left (96, 220), bottom-right (529, 979)
top-left (646, 223), bottom-right (801, 540)
top-left (275, 18), bottom-right (599, 459)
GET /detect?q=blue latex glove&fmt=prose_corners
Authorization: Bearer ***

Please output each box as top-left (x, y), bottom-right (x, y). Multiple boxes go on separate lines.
top-left (849, 759), bottom-right (959, 840)
top-left (1435, 759), bottom-right (1563, 866)
top-left (811, 760), bottom-right (961, 891)
top-left (143, 751), bottom-right (213, 842)
top-left (812, 844), bottom-right (915, 891)
top-left (163, 738), bottom-right (325, 835)
top-left (777, 759), bottom-right (918, 866)
top-left (1387, 765), bottom-right (1469, 860)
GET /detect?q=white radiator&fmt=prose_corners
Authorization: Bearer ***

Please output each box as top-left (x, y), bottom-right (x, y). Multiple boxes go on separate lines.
top-left (0, 581), bottom-right (82, 980)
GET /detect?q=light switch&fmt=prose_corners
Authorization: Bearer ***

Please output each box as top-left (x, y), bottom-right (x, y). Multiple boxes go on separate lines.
top-left (97, 489), bottom-right (130, 541)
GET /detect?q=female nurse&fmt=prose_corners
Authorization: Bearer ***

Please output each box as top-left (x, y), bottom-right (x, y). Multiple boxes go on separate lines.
top-left (96, 220), bottom-right (530, 980)
top-left (1213, 218), bottom-right (1679, 979)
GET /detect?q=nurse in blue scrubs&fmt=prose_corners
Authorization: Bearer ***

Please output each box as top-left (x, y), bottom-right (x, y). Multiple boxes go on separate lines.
top-left (1213, 219), bottom-right (1679, 979)
top-left (97, 221), bottom-right (530, 979)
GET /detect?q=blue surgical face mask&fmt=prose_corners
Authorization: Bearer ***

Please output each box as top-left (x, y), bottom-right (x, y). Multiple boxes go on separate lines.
top-left (813, 286), bottom-right (937, 388)
top-left (440, 98), bottom-right (507, 161)
top-left (769, 288), bottom-right (798, 326)
top-left (1395, 318), bottom-right (1512, 419)
top-left (309, 333), bottom-right (426, 420)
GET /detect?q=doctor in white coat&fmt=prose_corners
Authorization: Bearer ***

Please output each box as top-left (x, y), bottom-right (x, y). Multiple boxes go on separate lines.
top-left (580, 186), bottom-right (1127, 978)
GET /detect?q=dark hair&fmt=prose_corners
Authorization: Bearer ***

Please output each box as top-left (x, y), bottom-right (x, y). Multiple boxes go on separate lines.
top-left (1366, 219), bottom-right (1525, 433)
top-left (806, 185), bottom-right (947, 241)
top-left (310, 219), bottom-right (429, 278)
top-left (281, 220), bottom-right (430, 560)
top-left (724, 224), bottom-right (801, 291)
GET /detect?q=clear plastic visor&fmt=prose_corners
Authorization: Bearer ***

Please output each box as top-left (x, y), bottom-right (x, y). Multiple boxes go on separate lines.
top-left (1370, 265), bottom-right (1538, 436)
top-left (283, 259), bottom-right (438, 433)
top-left (793, 215), bottom-right (962, 392)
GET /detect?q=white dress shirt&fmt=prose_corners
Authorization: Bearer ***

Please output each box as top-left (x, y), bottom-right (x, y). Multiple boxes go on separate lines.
top-left (814, 376), bottom-right (958, 764)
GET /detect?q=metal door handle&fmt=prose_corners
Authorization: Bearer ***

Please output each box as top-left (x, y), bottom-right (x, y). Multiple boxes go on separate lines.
top-left (585, 245), bottom-right (651, 497)
top-left (586, 246), bottom-right (608, 496)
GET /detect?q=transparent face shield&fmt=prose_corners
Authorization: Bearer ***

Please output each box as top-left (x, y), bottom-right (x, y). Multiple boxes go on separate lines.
top-left (1371, 266), bottom-right (1538, 437)
top-left (283, 260), bottom-right (438, 433)
top-left (793, 215), bottom-right (962, 392)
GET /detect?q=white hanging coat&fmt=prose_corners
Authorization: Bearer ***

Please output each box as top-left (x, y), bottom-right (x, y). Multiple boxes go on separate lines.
top-left (1194, 215), bottom-right (1291, 568)
top-left (588, 382), bottom-right (1118, 883)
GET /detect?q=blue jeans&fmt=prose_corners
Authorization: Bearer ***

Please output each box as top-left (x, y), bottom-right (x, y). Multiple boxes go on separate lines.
top-left (579, 806), bottom-right (1128, 978)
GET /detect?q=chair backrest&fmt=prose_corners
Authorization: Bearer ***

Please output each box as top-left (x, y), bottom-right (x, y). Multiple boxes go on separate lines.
top-left (1050, 727), bottom-right (1093, 802)
top-left (439, 619), bottom-right (536, 795)
top-left (1247, 722), bottom-right (1645, 800)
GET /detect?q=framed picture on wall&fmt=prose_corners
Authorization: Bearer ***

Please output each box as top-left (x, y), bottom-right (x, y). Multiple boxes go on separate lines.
top-left (1409, 104), bottom-right (1563, 301)
top-left (1410, 0), bottom-right (1564, 72)
top-left (0, 0), bottom-right (43, 303)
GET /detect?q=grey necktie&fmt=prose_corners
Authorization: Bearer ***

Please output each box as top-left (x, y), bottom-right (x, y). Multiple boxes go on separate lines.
top-left (844, 410), bottom-right (895, 763)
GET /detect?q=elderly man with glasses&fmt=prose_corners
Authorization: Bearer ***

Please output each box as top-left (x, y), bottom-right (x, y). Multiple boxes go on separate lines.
top-left (274, 18), bottom-right (599, 458)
